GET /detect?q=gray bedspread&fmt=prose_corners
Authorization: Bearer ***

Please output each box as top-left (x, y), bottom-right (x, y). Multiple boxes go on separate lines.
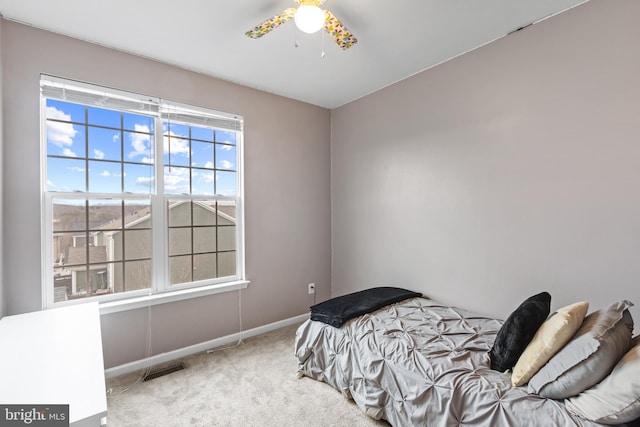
top-left (294, 297), bottom-right (609, 427)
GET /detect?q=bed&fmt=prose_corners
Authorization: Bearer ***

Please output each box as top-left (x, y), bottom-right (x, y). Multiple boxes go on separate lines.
top-left (294, 288), bottom-right (639, 427)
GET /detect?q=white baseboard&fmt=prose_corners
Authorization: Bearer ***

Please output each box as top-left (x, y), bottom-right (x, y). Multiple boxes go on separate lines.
top-left (104, 313), bottom-right (310, 379)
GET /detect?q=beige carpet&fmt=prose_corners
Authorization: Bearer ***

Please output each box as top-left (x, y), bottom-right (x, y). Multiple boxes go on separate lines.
top-left (106, 323), bottom-right (389, 427)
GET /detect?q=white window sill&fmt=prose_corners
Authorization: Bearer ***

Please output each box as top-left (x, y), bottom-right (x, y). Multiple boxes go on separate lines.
top-left (99, 280), bottom-right (250, 315)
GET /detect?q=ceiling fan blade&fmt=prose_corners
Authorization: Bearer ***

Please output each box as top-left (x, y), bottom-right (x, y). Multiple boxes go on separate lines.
top-left (323, 10), bottom-right (357, 50)
top-left (245, 8), bottom-right (296, 39)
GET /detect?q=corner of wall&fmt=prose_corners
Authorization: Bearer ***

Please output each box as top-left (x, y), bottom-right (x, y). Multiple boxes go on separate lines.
top-left (0, 16), bottom-right (5, 319)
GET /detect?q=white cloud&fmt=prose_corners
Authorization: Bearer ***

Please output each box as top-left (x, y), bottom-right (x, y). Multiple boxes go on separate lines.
top-left (204, 161), bottom-right (214, 169)
top-left (46, 106), bottom-right (78, 148)
top-left (113, 134), bottom-right (120, 143)
top-left (62, 148), bottom-right (77, 157)
top-left (141, 157), bottom-right (154, 164)
top-left (164, 167), bottom-right (190, 193)
top-left (137, 176), bottom-right (154, 185)
top-left (164, 132), bottom-right (191, 157)
top-left (220, 160), bottom-right (233, 169)
top-left (199, 171), bottom-right (216, 183)
top-left (128, 124), bottom-right (152, 159)
top-left (94, 149), bottom-right (105, 160)
top-left (100, 170), bottom-right (111, 177)
top-left (219, 144), bottom-right (233, 152)
top-left (68, 166), bottom-right (85, 173)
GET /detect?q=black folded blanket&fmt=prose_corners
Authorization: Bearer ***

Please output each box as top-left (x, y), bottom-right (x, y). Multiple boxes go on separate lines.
top-left (310, 287), bottom-right (422, 328)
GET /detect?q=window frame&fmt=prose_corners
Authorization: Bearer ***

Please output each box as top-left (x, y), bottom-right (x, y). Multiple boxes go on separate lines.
top-left (40, 75), bottom-right (246, 310)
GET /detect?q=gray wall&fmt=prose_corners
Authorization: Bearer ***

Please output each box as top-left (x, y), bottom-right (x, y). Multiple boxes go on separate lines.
top-left (1, 20), bottom-right (331, 368)
top-left (331, 0), bottom-right (640, 324)
top-left (0, 15), bottom-right (4, 320)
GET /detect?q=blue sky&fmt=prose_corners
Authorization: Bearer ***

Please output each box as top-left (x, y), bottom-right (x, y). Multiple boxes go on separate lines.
top-left (46, 99), bottom-right (238, 196)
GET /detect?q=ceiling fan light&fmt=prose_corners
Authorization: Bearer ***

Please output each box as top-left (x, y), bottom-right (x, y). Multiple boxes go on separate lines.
top-left (294, 5), bottom-right (325, 34)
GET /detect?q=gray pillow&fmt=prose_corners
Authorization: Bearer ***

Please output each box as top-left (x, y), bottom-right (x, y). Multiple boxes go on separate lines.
top-left (565, 337), bottom-right (640, 425)
top-left (527, 300), bottom-right (634, 399)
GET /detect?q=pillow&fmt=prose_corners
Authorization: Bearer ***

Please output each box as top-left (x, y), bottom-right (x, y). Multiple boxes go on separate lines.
top-left (511, 301), bottom-right (588, 386)
top-left (490, 292), bottom-right (551, 372)
top-left (527, 300), bottom-right (634, 399)
top-left (565, 338), bottom-right (640, 425)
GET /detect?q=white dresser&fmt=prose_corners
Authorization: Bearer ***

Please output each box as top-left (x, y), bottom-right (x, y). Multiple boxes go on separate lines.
top-left (0, 302), bottom-right (108, 426)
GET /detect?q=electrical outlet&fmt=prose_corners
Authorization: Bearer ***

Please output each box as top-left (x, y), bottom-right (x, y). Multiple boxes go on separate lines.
top-left (308, 283), bottom-right (316, 294)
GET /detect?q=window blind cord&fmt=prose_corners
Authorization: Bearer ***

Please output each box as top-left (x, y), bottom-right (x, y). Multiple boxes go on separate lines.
top-left (106, 303), bottom-right (153, 396)
top-left (206, 287), bottom-right (244, 354)
top-left (238, 286), bottom-right (244, 344)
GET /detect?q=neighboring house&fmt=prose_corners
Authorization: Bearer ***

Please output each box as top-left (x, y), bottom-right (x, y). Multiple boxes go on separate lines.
top-left (53, 201), bottom-right (236, 301)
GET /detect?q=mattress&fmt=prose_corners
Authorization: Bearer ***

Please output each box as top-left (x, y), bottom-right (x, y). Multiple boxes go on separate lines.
top-left (294, 296), bottom-right (609, 427)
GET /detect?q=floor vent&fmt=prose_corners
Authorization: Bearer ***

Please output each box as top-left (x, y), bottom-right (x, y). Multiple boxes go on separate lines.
top-left (143, 363), bottom-right (186, 382)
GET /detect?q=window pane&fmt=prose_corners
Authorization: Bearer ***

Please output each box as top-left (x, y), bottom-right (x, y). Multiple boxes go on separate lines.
top-left (88, 127), bottom-right (121, 161)
top-left (217, 251), bottom-right (236, 278)
top-left (124, 163), bottom-right (154, 193)
top-left (164, 166), bottom-right (190, 194)
top-left (53, 200), bottom-right (86, 232)
top-left (47, 123), bottom-right (86, 159)
top-left (123, 113), bottom-right (154, 133)
top-left (168, 201), bottom-right (191, 227)
top-left (124, 260), bottom-right (152, 292)
top-left (193, 253), bottom-right (216, 281)
top-left (191, 141), bottom-right (214, 168)
top-left (53, 272), bottom-right (72, 303)
top-left (125, 129), bottom-right (154, 164)
top-left (164, 135), bottom-right (191, 167)
top-left (216, 201), bottom-right (236, 224)
top-left (46, 99), bottom-right (87, 159)
top-left (88, 244), bottom-right (108, 264)
top-left (164, 122), bottom-right (189, 137)
top-left (92, 267), bottom-right (111, 295)
top-left (215, 130), bottom-right (236, 145)
top-left (217, 226), bottom-right (236, 251)
top-left (53, 232), bottom-right (80, 265)
top-left (192, 169), bottom-right (215, 196)
top-left (86, 266), bottom-right (108, 296)
top-left (169, 255), bottom-right (192, 285)
top-left (88, 106), bottom-right (121, 128)
top-left (216, 144), bottom-right (236, 171)
top-left (193, 227), bottom-right (216, 253)
top-left (104, 233), bottom-right (123, 262)
top-left (169, 227), bottom-right (191, 256)
top-left (89, 160), bottom-right (122, 193)
top-left (46, 99), bottom-right (85, 123)
top-left (215, 171), bottom-right (236, 196)
top-left (124, 200), bottom-right (152, 229)
top-left (193, 201), bottom-right (217, 226)
top-left (124, 229), bottom-right (152, 260)
top-left (191, 126), bottom-right (214, 142)
top-left (89, 200), bottom-right (122, 231)
top-left (69, 266), bottom-right (89, 297)
top-left (66, 243), bottom-right (88, 265)
top-left (47, 157), bottom-right (87, 192)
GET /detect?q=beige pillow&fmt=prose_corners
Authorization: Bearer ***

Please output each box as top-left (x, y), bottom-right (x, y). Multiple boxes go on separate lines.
top-left (511, 301), bottom-right (588, 387)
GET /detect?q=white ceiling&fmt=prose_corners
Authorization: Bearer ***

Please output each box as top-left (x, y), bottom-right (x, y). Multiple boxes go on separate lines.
top-left (0, 0), bottom-right (588, 109)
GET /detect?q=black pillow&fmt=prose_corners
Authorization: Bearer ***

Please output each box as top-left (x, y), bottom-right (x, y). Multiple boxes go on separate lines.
top-left (490, 291), bottom-right (551, 372)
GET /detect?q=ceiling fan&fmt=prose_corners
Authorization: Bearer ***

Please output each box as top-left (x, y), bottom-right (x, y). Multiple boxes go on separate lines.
top-left (245, 0), bottom-right (357, 50)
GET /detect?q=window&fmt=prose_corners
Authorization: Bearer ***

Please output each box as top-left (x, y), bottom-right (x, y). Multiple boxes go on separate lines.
top-left (41, 76), bottom-right (244, 307)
